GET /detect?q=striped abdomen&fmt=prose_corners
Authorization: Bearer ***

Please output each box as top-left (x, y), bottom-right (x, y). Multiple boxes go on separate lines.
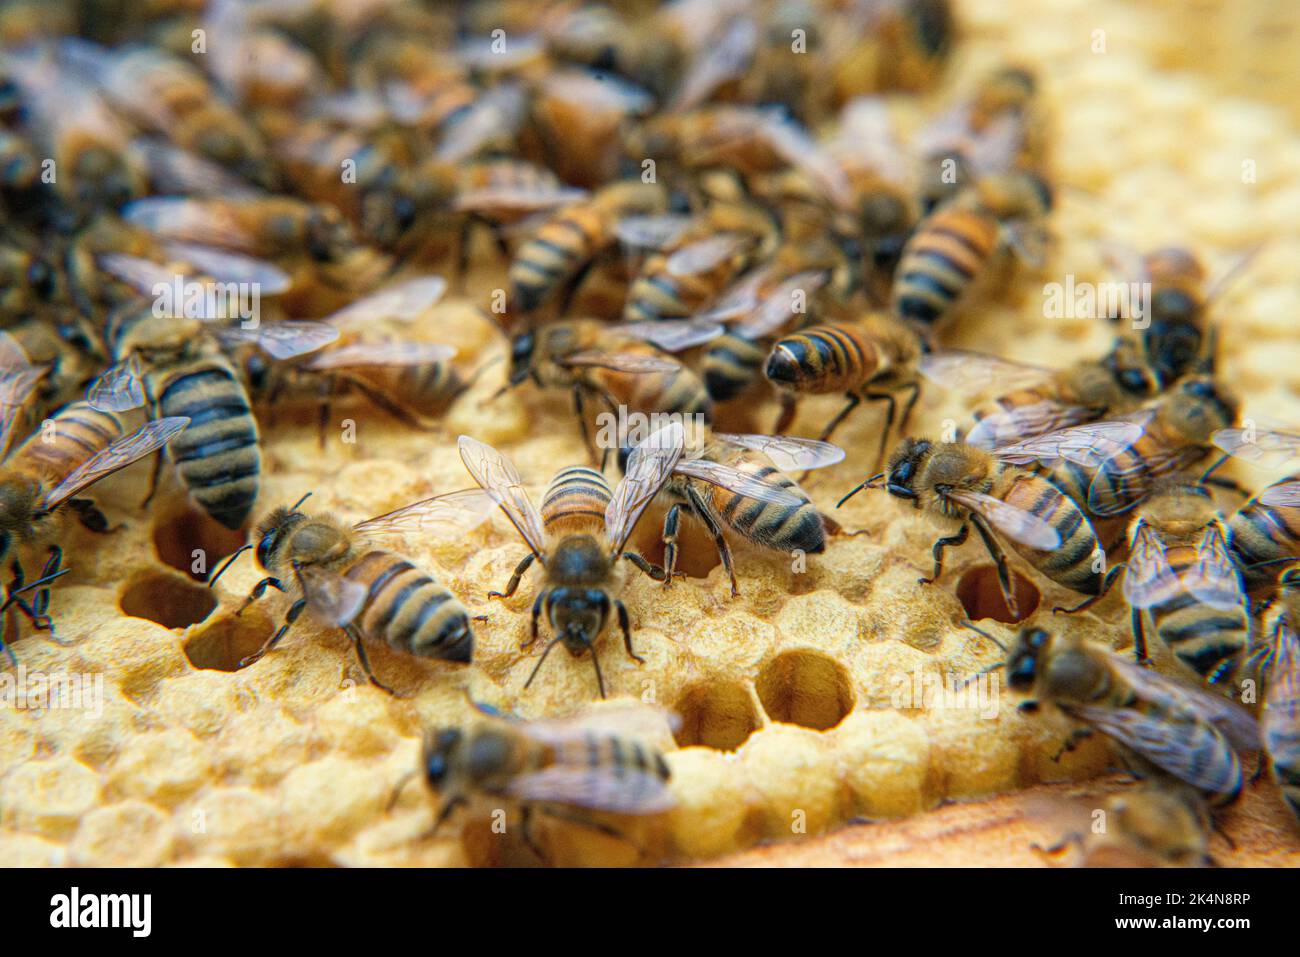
top-left (11, 401), bottom-right (124, 482)
top-left (1229, 481), bottom-right (1300, 588)
top-left (702, 331), bottom-right (767, 402)
top-left (1080, 433), bottom-right (1203, 518)
top-left (997, 467), bottom-right (1104, 595)
top-left (765, 322), bottom-right (881, 395)
top-left (154, 356), bottom-right (260, 530)
top-left (545, 730), bottom-right (671, 794)
top-left (591, 354), bottom-right (713, 422)
top-left (341, 550), bottom-right (472, 662)
top-left (541, 466), bottom-right (612, 538)
top-left (509, 204), bottom-right (605, 312)
top-left (696, 454), bottom-right (826, 554)
top-left (622, 251), bottom-right (746, 324)
top-left (1144, 544), bottom-right (1250, 682)
top-left (890, 207), bottom-right (998, 327)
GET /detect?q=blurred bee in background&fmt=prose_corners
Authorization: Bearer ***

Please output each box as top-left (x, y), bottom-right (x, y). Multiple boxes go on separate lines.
top-left (824, 0), bottom-right (955, 108)
top-left (503, 317), bottom-right (718, 457)
top-left (619, 424), bottom-right (843, 596)
top-left (540, 2), bottom-right (684, 100)
top-left (209, 489), bottom-right (498, 692)
top-left (458, 426), bottom-right (682, 698)
top-left (841, 423), bottom-right (1141, 617)
top-left (415, 702), bottom-right (677, 862)
top-left (1262, 565), bottom-right (1300, 824)
top-left (86, 252), bottom-right (337, 530)
top-left (974, 625), bottom-right (1259, 806)
top-left (1032, 783), bottom-right (1214, 868)
top-left (1212, 424), bottom-right (1300, 590)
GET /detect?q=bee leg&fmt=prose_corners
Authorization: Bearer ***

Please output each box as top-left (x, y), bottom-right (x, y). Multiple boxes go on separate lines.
top-left (897, 381), bottom-right (922, 432)
top-left (558, 260), bottom-right (597, 317)
top-left (616, 599), bottom-right (643, 666)
top-left (519, 806), bottom-right (549, 864)
top-left (919, 523), bottom-right (969, 587)
top-left (772, 394), bottom-right (797, 435)
top-left (237, 577), bottom-right (285, 615)
top-left (686, 485), bottom-right (738, 596)
top-left (1130, 607), bottom-right (1152, 666)
top-left (1051, 727), bottom-right (1094, 762)
top-left (490, 552), bottom-right (536, 601)
top-left (861, 391), bottom-right (897, 468)
top-left (239, 597), bottom-right (304, 667)
top-left (571, 386), bottom-right (597, 463)
top-left (30, 546), bottom-right (62, 623)
top-left (969, 517), bottom-right (1020, 618)
top-left (621, 552), bottom-right (667, 582)
top-left (521, 590), bottom-right (545, 651)
top-left (818, 392), bottom-right (863, 446)
top-left (1054, 562), bottom-right (1124, 615)
top-left (346, 625), bottom-right (398, 696)
top-left (660, 504), bottom-right (682, 587)
top-left (0, 613), bottom-right (15, 670)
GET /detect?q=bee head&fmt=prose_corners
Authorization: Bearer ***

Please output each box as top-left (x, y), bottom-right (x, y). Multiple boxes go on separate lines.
top-left (1166, 375), bottom-right (1237, 439)
top-left (508, 329), bottom-right (536, 385)
top-left (1006, 627), bottom-right (1050, 691)
top-left (254, 497), bottom-right (312, 570)
top-left (883, 438), bottom-right (932, 500)
top-left (550, 586), bottom-right (611, 656)
top-left (422, 728), bottom-right (463, 788)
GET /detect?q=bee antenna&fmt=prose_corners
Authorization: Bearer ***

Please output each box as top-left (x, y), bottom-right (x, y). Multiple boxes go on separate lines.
top-left (837, 473), bottom-right (885, 508)
top-left (291, 491), bottom-right (314, 511)
top-left (590, 646), bottom-right (606, 700)
top-left (962, 620), bottom-right (1008, 652)
top-left (0, 567), bottom-right (71, 611)
top-left (385, 770), bottom-right (418, 814)
top-left (207, 544), bottom-right (253, 588)
top-left (523, 636), bottom-right (564, 691)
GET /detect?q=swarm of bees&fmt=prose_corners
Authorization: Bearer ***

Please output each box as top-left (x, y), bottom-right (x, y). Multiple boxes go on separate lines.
top-left (0, 0), bottom-right (1293, 867)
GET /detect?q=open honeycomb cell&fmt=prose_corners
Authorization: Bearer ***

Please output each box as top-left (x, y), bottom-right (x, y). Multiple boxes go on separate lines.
top-left (1, 0), bottom-right (1300, 869)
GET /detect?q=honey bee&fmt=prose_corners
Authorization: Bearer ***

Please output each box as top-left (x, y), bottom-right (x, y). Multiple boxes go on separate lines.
top-left (981, 625), bottom-right (1259, 805)
top-left (507, 179), bottom-right (668, 316)
top-left (1033, 783), bottom-right (1213, 868)
top-left (1049, 374), bottom-right (1239, 519)
top-left (541, 3), bottom-right (683, 98)
top-left (504, 317), bottom-right (718, 457)
top-left (825, 0), bottom-right (955, 106)
top-left (417, 702), bottom-right (678, 859)
top-left (208, 489), bottom-right (498, 692)
top-left (619, 424), bottom-right (842, 596)
top-left (841, 423), bottom-right (1142, 617)
top-left (891, 169), bottom-right (1053, 333)
top-left (457, 425), bottom-right (684, 698)
top-left (1262, 565), bottom-right (1300, 823)
top-left (528, 68), bottom-right (656, 189)
top-left (1205, 425), bottom-right (1300, 588)
top-left (86, 252), bottom-right (338, 530)
top-left (0, 372), bottom-right (188, 657)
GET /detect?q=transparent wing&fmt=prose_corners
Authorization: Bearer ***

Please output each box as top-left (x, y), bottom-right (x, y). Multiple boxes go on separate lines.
top-left (756, 110), bottom-right (852, 209)
top-left (1183, 523), bottom-right (1247, 612)
top-left (665, 234), bottom-right (749, 277)
top-left (946, 488), bottom-right (1061, 550)
top-left (694, 267), bottom-right (770, 323)
top-left (558, 349), bottom-right (683, 374)
top-left (1122, 522), bottom-right (1180, 610)
top-left (1087, 441), bottom-right (1201, 518)
top-left (615, 214), bottom-right (693, 253)
top-left (42, 417), bottom-right (189, 509)
top-left (521, 703), bottom-right (683, 743)
top-left (303, 341), bottom-right (456, 371)
top-left (1211, 427), bottom-right (1300, 469)
top-left (606, 422), bottom-right (685, 553)
top-left (454, 185), bottom-right (586, 215)
top-left (121, 197), bottom-right (255, 250)
top-left (435, 83), bottom-right (527, 164)
top-left (217, 320), bottom-right (340, 359)
top-left (916, 349), bottom-right (1055, 398)
top-left (503, 765), bottom-right (677, 814)
top-left (713, 433), bottom-right (845, 471)
top-left (542, 68), bottom-right (654, 115)
top-left (0, 364), bottom-right (46, 460)
top-left (321, 276), bottom-right (448, 329)
top-left (86, 356), bottom-right (147, 413)
top-left (965, 401), bottom-right (1100, 451)
top-left (0, 332), bottom-right (33, 370)
top-left (162, 242), bottom-right (291, 294)
top-left (731, 270), bottom-right (831, 339)
top-left (96, 252), bottom-right (170, 295)
top-left (1259, 480), bottom-right (1300, 509)
top-left (298, 565), bottom-right (369, 628)
top-left (130, 137), bottom-right (265, 199)
top-left (667, 15), bottom-right (757, 113)
top-left (1108, 655), bottom-right (1261, 753)
top-left (619, 320), bottom-right (722, 352)
top-left (993, 420), bottom-right (1145, 469)
top-left (353, 488), bottom-right (499, 542)
top-left (457, 436), bottom-right (546, 556)
top-left (673, 458), bottom-right (805, 506)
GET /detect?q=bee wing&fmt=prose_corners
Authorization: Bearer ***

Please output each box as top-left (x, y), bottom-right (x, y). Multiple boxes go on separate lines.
top-left (667, 15), bottom-right (757, 113)
top-left (1264, 621), bottom-right (1300, 760)
top-left (96, 252), bottom-right (171, 295)
top-left (619, 320), bottom-right (722, 352)
top-left (916, 349), bottom-right (1056, 399)
top-left (160, 243), bottom-right (291, 294)
top-left (606, 422), bottom-right (685, 553)
top-left (945, 489), bottom-right (1062, 550)
top-left (130, 138), bottom-right (265, 199)
top-left (756, 110), bottom-right (852, 210)
top-left (457, 436), bottom-right (546, 557)
top-left (673, 458), bottom-right (805, 506)
top-left (1204, 244), bottom-right (1262, 307)
top-left (1122, 522), bottom-right (1181, 610)
top-left (435, 83), bottom-right (527, 164)
top-left (713, 433), bottom-right (845, 471)
top-left (559, 349), bottom-right (682, 374)
top-left (303, 341), bottom-right (457, 371)
top-left (521, 703), bottom-right (683, 743)
top-left (542, 69), bottom-right (654, 115)
top-left (665, 234), bottom-right (748, 277)
top-left (0, 363), bottom-right (47, 460)
top-left (352, 488), bottom-right (498, 542)
top-left (615, 214), bottom-right (693, 253)
top-left (321, 276), bottom-right (448, 329)
top-left (1086, 440), bottom-right (1200, 518)
top-left (86, 356), bottom-right (147, 413)
top-left (1211, 427), bottom-right (1300, 469)
top-left (731, 270), bottom-right (831, 339)
top-left (1106, 656), bottom-right (1261, 753)
top-left (121, 197), bottom-right (253, 251)
top-left (694, 267), bottom-right (771, 323)
top-left (503, 764), bottom-right (677, 814)
top-left (992, 420), bottom-right (1146, 469)
top-left (965, 402), bottom-right (1101, 451)
top-left (298, 565), bottom-right (369, 628)
top-left (1064, 703), bottom-right (1240, 796)
top-left (1182, 524), bottom-right (1247, 612)
top-left (1259, 480), bottom-right (1300, 509)
top-left (216, 321), bottom-right (340, 360)
top-left (0, 331), bottom-right (33, 371)
top-left (454, 185), bottom-right (587, 215)
top-left (42, 417), bottom-right (190, 510)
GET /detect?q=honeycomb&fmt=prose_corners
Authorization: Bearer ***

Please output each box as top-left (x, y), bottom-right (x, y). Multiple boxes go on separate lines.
top-left (3, 0), bottom-right (1300, 867)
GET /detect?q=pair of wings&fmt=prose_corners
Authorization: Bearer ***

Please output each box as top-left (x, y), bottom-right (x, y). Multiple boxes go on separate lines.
top-left (674, 432), bottom-right (844, 508)
top-left (458, 425), bottom-right (686, 559)
top-left (0, 335), bottom-right (51, 460)
top-left (42, 417), bottom-right (191, 514)
top-left (555, 319), bottom-right (725, 378)
top-left (303, 275), bottom-right (461, 372)
top-left (1212, 425), bottom-right (1300, 509)
top-left (1066, 653), bottom-right (1260, 795)
top-left (940, 420), bottom-right (1147, 550)
top-left (1124, 521), bottom-right (1244, 612)
top-left (695, 268), bottom-right (832, 339)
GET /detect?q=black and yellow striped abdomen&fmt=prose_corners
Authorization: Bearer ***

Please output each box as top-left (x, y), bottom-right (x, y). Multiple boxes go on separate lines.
top-left (696, 455), bottom-right (826, 555)
top-left (11, 401), bottom-right (124, 482)
top-left (153, 355), bottom-right (260, 530)
top-left (342, 550), bottom-right (472, 663)
top-left (545, 729), bottom-right (671, 784)
top-left (999, 467), bottom-right (1105, 595)
top-left (588, 351), bottom-right (713, 423)
top-left (1142, 544), bottom-right (1251, 683)
top-left (622, 249), bottom-right (747, 324)
top-left (541, 466), bottom-right (612, 539)
top-left (890, 207), bottom-right (998, 327)
top-left (702, 331), bottom-right (768, 402)
top-left (1266, 694), bottom-right (1300, 820)
top-left (509, 205), bottom-right (604, 312)
top-left (1229, 479), bottom-right (1300, 588)
top-left (765, 321), bottom-right (880, 395)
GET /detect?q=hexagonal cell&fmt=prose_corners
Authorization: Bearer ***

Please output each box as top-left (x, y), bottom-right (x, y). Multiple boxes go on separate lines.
top-left (119, 573), bottom-right (217, 630)
top-left (756, 650), bottom-right (854, 731)
top-left (673, 682), bottom-right (761, 751)
top-left (955, 565), bottom-right (1040, 624)
top-left (153, 508), bottom-right (248, 582)
top-left (184, 615), bottom-right (270, 672)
